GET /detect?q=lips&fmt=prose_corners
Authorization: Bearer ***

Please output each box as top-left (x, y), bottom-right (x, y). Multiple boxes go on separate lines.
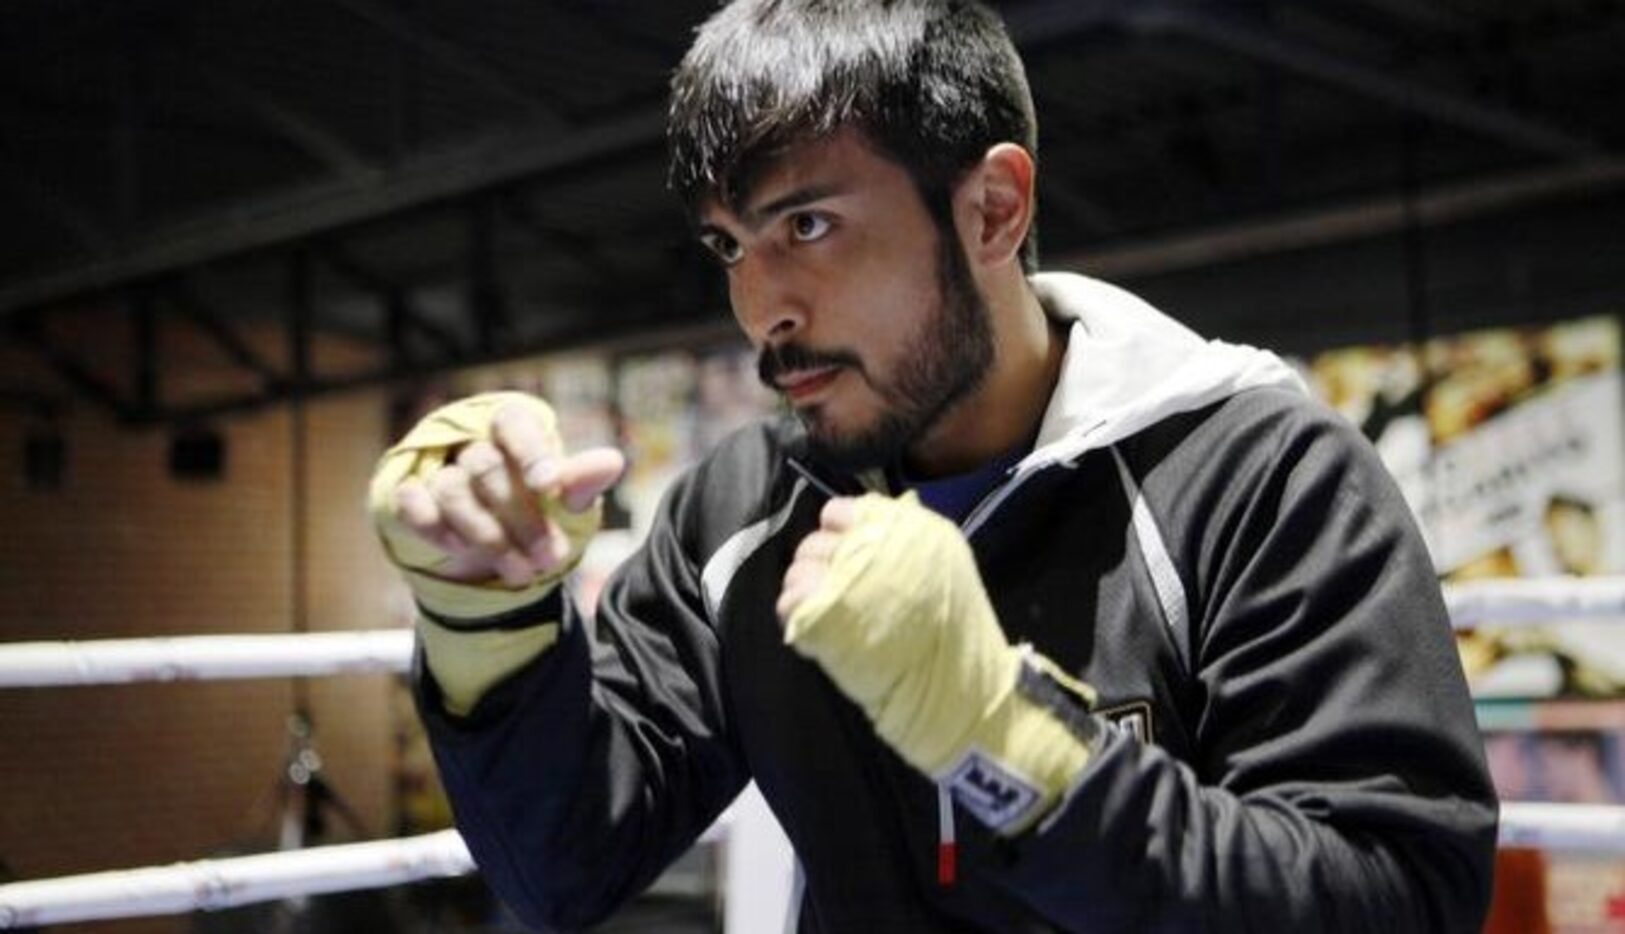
top-left (776, 366), bottom-right (843, 403)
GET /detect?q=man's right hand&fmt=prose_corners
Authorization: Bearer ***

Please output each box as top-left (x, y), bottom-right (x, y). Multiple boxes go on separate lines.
top-left (369, 392), bottom-right (626, 620)
top-left (390, 399), bottom-right (625, 587)
top-left (368, 392), bottom-right (624, 714)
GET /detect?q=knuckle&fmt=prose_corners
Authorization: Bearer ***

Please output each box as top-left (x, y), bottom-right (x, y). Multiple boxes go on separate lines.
top-left (509, 519), bottom-right (547, 550)
top-left (397, 506), bottom-right (436, 535)
top-left (492, 405), bottom-right (535, 444)
top-left (464, 511), bottom-right (506, 543)
top-left (428, 465), bottom-right (469, 497)
top-left (466, 527), bottom-right (509, 554)
top-left (431, 528), bottom-right (467, 554)
top-left (391, 486), bottom-right (426, 522)
top-left (456, 441), bottom-right (500, 473)
top-left (472, 464), bottom-right (514, 501)
top-left (495, 551), bottom-right (534, 584)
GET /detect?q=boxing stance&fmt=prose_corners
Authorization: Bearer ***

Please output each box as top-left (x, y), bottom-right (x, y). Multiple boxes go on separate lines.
top-left (370, 2), bottom-right (1497, 930)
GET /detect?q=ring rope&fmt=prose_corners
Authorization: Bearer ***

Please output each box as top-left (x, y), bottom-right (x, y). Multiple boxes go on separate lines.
top-left (1498, 802), bottom-right (1625, 853)
top-left (0, 814), bottom-right (737, 928)
top-left (0, 830), bottom-right (473, 928)
top-left (1444, 576), bottom-right (1625, 627)
top-left (0, 803), bottom-right (1614, 927)
top-left (2, 578), bottom-right (1622, 690)
top-left (1, 579), bottom-right (1622, 926)
top-left (0, 630), bottom-right (412, 688)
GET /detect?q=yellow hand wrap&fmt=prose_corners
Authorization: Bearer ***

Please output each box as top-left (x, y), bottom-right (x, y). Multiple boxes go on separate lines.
top-left (367, 391), bottom-right (602, 716)
top-left (785, 493), bottom-right (1097, 835)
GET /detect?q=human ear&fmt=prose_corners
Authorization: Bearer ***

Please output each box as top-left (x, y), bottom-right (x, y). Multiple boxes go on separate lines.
top-left (955, 143), bottom-right (1035, 267)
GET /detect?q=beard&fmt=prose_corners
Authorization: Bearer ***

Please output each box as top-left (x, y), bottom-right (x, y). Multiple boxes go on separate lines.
top-left (757, 229), bottom-right (995, 473)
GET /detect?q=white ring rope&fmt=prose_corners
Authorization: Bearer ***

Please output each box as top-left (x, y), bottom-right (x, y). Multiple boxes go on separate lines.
top-left (0, 578), bottom-right (1620, 926)
top-left (0, 630), bottom-right (413, 688)
top-left (0, 812), bottom-right (739, 929)
top-left (1444, 576), bottom-right (1625, 627)
top-left (1498, 802), bottom-right (1625, 853)
top-left (0, 802), bottom-right (1616, 927)
top-left (0, 830), bottom-right (473, 928)
top-left (2, 577), bottom-right (1622, 690)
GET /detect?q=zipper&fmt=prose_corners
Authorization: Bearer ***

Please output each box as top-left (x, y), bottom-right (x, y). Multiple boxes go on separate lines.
top-left (941, 457), bottom-right (1074, 888)
top-left (784, 457), bottom-right (841, 499)
top-left (936, 782), bottom-right (957, 887)
top-left (960, 457), bottom-right (1061, 538)
top-left (961, 419), bottom-right (1102, 536)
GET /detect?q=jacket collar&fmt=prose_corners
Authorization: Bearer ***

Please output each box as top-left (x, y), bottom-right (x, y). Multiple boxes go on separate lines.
top-left (1020, 272), bottom-right (1308, 472)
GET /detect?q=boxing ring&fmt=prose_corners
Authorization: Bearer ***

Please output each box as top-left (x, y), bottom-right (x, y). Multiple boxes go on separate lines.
top-left (2, 576), bottom-right (1623, 929)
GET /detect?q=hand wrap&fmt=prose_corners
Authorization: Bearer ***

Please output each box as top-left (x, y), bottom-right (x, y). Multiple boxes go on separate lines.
top-left (785, 493), bottom-right (1099, 835)
top-left (367, 391), bottom-right (601, 715)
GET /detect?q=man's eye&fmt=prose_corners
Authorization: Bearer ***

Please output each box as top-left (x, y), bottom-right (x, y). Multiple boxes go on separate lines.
top-left (700, 232), bottom-right (742, 266)
top-left (790, 213), bottom-right (832, 242)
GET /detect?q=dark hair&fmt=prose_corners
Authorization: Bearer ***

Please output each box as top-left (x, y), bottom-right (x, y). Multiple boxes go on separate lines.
top-left (668, 0), bottom-right (1039, 273)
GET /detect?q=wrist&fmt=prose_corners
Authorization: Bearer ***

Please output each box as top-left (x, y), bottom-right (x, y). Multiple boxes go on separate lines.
top-left (404, 567), bottom-right (562, 622)
top-left (938, 651), bottom-right (1100, 837)
top-left (418, 610), bottom-right (562, 717)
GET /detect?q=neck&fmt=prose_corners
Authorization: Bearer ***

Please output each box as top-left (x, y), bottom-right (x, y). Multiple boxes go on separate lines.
top-left (906, 276), bottom-right (1065, 479)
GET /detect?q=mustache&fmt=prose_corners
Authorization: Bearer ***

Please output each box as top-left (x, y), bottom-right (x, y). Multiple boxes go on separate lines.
top-left (757, 343), bottom-right (863, 389)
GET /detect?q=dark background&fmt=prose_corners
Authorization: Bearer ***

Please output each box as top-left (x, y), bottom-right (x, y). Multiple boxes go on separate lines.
top-left (3, 0), bottom-right (1621, 424)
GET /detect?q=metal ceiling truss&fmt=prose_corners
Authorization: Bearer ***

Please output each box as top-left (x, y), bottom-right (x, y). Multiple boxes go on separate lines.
top-left (3, 0), bottom-right (1614, 426)
top-left (3, 213), bottom-right (494, 424)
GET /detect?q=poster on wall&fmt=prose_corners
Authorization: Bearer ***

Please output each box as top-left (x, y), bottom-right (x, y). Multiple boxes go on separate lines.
top-left (1312, 316), bottom-right (1624, 582)
top-left (1311, 315), bottom-right (1625, 933)
top-left (1309, 315), bottom-right (1625, 697)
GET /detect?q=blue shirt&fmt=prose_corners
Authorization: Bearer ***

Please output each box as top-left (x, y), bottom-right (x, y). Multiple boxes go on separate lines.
top-left (893, 443), bottom-right (1030, 524)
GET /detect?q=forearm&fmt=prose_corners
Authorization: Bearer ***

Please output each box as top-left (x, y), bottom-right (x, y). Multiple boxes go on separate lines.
top-left (415, 601), bottom-right (745, 931)
top-left (990, 730), bottom-right (1496, 933)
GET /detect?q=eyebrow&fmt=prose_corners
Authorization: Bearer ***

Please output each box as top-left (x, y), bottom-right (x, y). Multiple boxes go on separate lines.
top-left (697, 183), bottom-right (849, 240)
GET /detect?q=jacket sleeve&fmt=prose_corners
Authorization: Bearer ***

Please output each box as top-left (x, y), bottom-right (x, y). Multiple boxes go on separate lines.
top-left (990, 390), bottom-right (1499, 933)
top-left (413, 471), bottom-right (748, 931)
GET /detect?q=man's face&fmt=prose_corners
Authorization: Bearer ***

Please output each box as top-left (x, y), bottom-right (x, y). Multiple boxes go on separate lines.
top-left (695, 128), bottom-right (993, 471)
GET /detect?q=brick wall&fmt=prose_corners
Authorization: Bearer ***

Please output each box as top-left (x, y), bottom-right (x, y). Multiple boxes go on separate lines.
top-left (0, 323), bottom-right (410, 933)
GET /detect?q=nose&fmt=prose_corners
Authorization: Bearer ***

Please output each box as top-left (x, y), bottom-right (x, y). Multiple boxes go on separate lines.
top-left (729, 250), bottom-right (807, 346)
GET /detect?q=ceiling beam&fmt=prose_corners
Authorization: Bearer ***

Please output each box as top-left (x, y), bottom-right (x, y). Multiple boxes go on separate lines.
top-left (0, 105), bottom-right (668, 319)
top-left (9, 316), bottom-right (136, 419)
top-left (502, 194), bottom-right (626, 286)
top-left (1067, 160), bottom-right (1625, 279)
top-left (320, 244), bottom-right (469, 360)
top-left (167, 278), bottom-right (286, 388)
top-left (130, 303), bottom-right (730, 426)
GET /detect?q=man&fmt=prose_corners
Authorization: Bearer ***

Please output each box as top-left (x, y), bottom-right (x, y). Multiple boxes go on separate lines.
top-left (369, 1), bottom-right (1498, 930)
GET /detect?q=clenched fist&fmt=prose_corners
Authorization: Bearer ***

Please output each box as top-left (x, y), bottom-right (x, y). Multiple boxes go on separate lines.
top-left (778, 492), bottom-right (1098, 836)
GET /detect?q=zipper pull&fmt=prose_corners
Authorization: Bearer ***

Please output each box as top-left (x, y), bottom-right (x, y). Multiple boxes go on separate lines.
top-left (937, 782), bottom-right (957, 887)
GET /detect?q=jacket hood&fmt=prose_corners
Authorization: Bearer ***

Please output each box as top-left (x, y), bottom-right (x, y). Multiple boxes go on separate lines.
top-left (1022, 272), bottom-right (1308, 472)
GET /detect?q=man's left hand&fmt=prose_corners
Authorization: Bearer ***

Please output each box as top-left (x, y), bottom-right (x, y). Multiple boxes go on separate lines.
top-left (778, 492), bottom-right (1098, 836)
